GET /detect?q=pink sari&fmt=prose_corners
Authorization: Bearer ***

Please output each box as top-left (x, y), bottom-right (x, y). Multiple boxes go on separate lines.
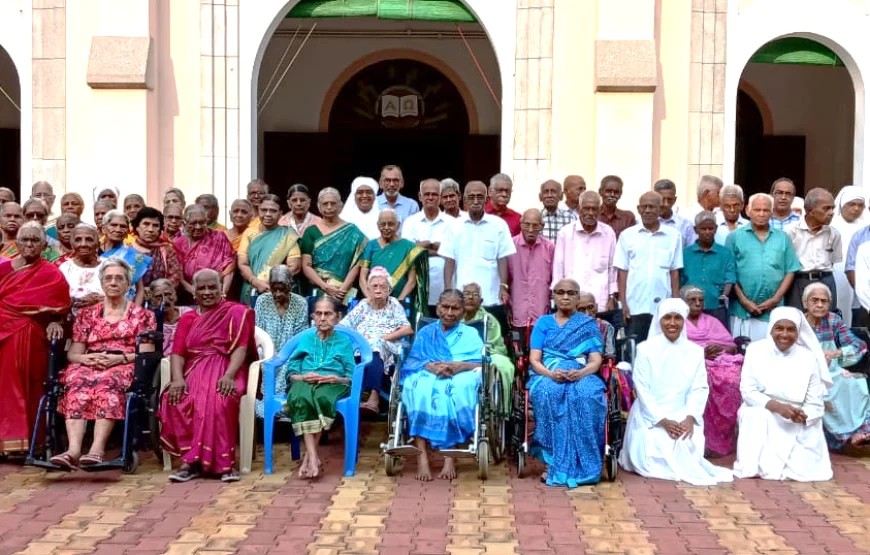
top-left (158, 301), bottom-right (256, 474)
top-left (685, 313), bottom-right (744, 457)
top-left (172, 229), bottom-right (236, 283)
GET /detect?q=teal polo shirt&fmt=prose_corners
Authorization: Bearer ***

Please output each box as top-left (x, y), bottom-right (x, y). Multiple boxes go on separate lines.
top-left (680, 242), bottom-right (736, 309)
top-left (725, 226), bottom-right (801, 321)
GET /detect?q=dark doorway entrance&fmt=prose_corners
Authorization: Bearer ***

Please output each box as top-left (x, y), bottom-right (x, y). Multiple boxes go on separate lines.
top-left (264, 58), bottom-right (500, 201)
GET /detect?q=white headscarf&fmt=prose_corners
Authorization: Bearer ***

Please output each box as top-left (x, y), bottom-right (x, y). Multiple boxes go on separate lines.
top-left (649, 298), bottom-right (690, 343)
top-left (766, 306), bottom-right (832, 389)
top-left (832, 185), bottom-right (867, 237)
top-left (340, 177), bottom-right (381, 239)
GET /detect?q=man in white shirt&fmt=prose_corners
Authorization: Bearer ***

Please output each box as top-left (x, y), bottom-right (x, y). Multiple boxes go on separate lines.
top-left (715, 184), bottom-right (748, 246)
top-left (440, 181), bottom-right (516, 317)
top-left (401, 179), bottom-right (455, 316)
top-left (614, 191), bottom-right (683, 341)
top-left (784, 188), bottom-right (841, 308)
top-left (654, 179), bottom-right (695, 248)
top-left (682, 175), bottom-right (723, 223)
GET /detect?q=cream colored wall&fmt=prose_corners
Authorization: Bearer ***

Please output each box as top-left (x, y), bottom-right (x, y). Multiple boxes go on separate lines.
top-left (741, 63), bottom-right (855, 191)
top-left (258, 36), bottom-right (501, 135)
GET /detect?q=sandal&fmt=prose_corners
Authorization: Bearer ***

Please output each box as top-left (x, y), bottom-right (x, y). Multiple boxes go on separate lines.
top-left (49, 452), bottom-right (79, 470)
top-left (221, 469), bottom-right (241, 482)
top-left (79, 453), bottom-right (104, 466)
top-left (169, 466), bottom-right (200, 483)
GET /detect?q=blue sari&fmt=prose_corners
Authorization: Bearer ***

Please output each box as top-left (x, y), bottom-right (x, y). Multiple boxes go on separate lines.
top-left (529, 312), bottom-right (605, 487)
top-left (101, 245), bottom-right (152, 300)
top-left (401, 321), bottom-right (483, 449)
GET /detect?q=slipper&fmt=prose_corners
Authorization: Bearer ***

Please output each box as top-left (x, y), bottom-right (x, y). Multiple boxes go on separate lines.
top-left (360, 402), bottom-right (379, 414)
top-left (221, 469), bottom-right (241, 482)
top-left (169, 467), bottom-right (200, 483)
top-left (49, 452), bottom-right (79, 470)
top-left (79, 453), bottom-right (104, 466)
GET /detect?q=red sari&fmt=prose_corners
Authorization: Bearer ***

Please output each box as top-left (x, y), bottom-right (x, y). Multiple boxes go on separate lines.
top-left (158, 301), bottom-right (256, 474)
top-left (0, 259), bottom-right (70, 452)
top-left (173, 229), bottom-right (236, 283)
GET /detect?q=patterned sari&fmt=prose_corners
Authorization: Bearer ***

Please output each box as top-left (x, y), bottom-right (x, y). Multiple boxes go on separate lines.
top-left (301, 223), bottom-right (367, 300)
top-left (0, 259), bottom-right (70, 452)
top-left (158, 301), bottom-right (257, 474)
top-left (685, 313), bottom-right (744, 457)
top-left (401, 321), bottom-right (483, 449)
top-left (173, 229), bottom-right (236, 285)
top-left (137, 241), bottom-right (182, 288)
top-left (360, 238), bottom-right (429, 317)
top-left (529, 312), bottom-right (606, 487)
top-left (239, 225), bottom-right (300, 305)
top-left (101, 244), bottom-right (153, 300)
top-left (0, 241), bottom-right (18, 259)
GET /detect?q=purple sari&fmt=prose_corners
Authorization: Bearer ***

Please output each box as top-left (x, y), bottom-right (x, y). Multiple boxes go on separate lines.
top-left (158, 301), bottom-right (256, 474)
top-left (686, 312), bottom-right (744, 457)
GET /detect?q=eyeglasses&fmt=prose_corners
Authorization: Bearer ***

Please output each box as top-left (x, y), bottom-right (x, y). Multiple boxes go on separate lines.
top-left (463, 292), bottom-right (481, 299)
top-left (554, 290), bottom-right (579, 297)
top-left (520, 223), bottom-right (543, 230)
top-left (773, 190), bottom-right (795, 198)
top-left (577, 304), bottom-right (596, 312)
top-left (465, 194), bottom-right (486, 202)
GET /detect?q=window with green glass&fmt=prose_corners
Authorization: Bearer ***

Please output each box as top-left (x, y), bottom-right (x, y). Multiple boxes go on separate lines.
top-left (286, 0), bottom-right (477, 22)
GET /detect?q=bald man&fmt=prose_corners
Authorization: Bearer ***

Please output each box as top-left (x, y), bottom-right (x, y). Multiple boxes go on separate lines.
top-left (507, 209), bottom-right (554, 328)
top-left (539, 180), bottom-right (577, 242)
top-left (562, 175), bottom-right (586, 215)
top-left (401, 178), bottom-right (456, 313)
top-left (613, 191), bottom-right (683, 340)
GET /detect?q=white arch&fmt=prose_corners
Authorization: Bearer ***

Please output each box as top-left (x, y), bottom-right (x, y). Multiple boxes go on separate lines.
top-left (724, 0), bottom-right (868, 187)
top-left (237, 0), bottom-right (516, 199)
top-left (0, 2), bottom-right (32, 195)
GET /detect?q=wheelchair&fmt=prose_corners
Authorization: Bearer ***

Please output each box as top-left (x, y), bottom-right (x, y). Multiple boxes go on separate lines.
top-left (25, 308), bottom-right (164, 474)
top-left (381, 315), bottom-right (505, 480)
top-left (509, 317), bottom-right (636, 482)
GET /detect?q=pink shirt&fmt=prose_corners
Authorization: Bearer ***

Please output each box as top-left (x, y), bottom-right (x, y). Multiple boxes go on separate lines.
top-left (553, 221), bottom-right (618, 311)
top-left (507, 234), bottom-right (555, 327)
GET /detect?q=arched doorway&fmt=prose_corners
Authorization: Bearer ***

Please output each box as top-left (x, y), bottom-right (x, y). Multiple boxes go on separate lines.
top-left (252, 1), bottom-right (503, 201)
top-left (0, 45), bottom-right (20, 198)
top-left (734, 37), bottom-right (857, 197)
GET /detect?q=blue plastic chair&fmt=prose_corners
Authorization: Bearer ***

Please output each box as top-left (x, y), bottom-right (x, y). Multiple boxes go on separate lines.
top-left (261, 325), bottom-right (372, 476)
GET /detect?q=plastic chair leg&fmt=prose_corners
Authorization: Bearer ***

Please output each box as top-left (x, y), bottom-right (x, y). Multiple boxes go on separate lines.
top-left (264, 407), bottom-right (275, 475)
top-left (163, 451), bottom-right (172, 472)
top-left (341, 409), bottom-right (359, 477)
top-left (289, 429), bottom-right (301, 461)
top-left (239, 395), bottom-right (254, 474)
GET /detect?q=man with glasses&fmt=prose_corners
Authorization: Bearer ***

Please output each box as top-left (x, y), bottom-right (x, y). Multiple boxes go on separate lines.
top-left (440, 181), bottom-right (515, 329)
top-left (377, 165), bottom-right (419, 223)
top-left (769, 177), bottom-right (801, 231)
top-left (486, 173), bottom-right (521, 236)
top-left (507, 209), bottom-right (554, 331)
top-left (614, 191), bottom-right (683, 341)
top-left (402, 179), bottom-right (456, 315)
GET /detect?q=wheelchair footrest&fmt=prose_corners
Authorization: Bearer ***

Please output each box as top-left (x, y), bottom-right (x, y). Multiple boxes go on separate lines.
top-left (24, 457), bottom-right (73, 472)
top-left (385, 445), bottom-right (421, 457)
top-left (78, 457), bottom-right (126, 472)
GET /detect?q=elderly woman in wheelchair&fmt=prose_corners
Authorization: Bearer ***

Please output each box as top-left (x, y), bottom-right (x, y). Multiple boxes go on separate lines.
top-left (400, 289), bottom-right (485, 481)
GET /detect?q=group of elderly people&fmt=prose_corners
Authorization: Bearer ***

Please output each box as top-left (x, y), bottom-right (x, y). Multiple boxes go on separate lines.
top-left (3, 171), bottom-right (870, 489)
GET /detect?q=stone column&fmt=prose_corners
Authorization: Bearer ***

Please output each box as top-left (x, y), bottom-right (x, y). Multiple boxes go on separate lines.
top-left (512, 0), bottom-right (555, 190)
top-left (201, 0), bottom-right (240, 223)
top-left (32, 0), bottom-right (66, 189)
top-left (687, 0), bottom-right (727, 187)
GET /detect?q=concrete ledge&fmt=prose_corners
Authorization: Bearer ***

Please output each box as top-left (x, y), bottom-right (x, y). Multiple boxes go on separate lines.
top-left (595, 40), bottom-right (657, 93)
top-left (86, 36), bottom-right (152, 89)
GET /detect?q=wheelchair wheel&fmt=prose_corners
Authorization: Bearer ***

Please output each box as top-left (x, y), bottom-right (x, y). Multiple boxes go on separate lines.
top-left (516, 451), bottom-right (526, 478)
top-left (385, 454), bottom-right (400, 477)
top-left (477, 440), bottom-right (490, 480)
top-left (489, 376), bottom-right (505, 462)
top-left (604, 451), bottom-right (618, 482)
top-left (122, 451), bottom-right (139, 475)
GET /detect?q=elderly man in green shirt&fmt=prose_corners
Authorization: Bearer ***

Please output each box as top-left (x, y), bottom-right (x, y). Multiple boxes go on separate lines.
top-left (680, 211), bottom-right (736, 329)
top-left (726, 193), bottom-right (801, 340)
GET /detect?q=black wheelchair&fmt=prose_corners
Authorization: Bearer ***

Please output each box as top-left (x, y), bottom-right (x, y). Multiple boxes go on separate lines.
top-left (25, 307), bottom-right (165, 474)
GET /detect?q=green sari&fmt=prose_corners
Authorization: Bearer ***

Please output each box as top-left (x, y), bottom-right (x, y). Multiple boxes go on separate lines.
top-left (300, 223), bottom-right (368, 302)
top-left (464, 306), bottom-right (515, 412)
top-left (240, 225), bottom-right (300, 305)
top-left (360, 238), bottom-right (429, 318)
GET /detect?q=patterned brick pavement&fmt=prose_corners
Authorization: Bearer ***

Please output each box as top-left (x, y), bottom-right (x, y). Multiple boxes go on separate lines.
top-left (3, 424), bottom-right (870, 555)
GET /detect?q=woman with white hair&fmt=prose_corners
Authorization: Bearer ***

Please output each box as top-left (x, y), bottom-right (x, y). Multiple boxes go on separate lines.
top-left (619, 298), bottom-right (733, 485)
top-left (734, 306), bottom-right (833, 481)
top-left (802, 282), bottom-right (870, 449)
top-left (51, 257), bottom-right (156, 468)
top-left (340, 177), bottom-right (381, 239)
top-left (831, 185), bottom-right (867, 326)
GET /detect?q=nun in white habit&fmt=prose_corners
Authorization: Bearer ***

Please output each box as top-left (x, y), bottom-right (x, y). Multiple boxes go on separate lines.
top-left (340, 177), bottom-right (381, 240)
top-left (733, 306), bottom-right (833, 482)
top-left (619, 298), bottom-right (734, 486)
top-left (831, 185), bottom-right (866, 326)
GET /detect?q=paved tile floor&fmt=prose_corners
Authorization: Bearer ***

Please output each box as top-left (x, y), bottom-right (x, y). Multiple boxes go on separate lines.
top-left (2, 422), bottom-right (870, 554)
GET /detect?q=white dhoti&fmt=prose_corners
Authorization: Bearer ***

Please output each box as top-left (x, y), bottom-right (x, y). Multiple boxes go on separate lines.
top-left (730, 316), bottom-right (769, 342)
top-left (733, 405), bottom-right (832, 482)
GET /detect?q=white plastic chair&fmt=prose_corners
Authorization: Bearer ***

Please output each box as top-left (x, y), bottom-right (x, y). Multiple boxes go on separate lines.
top-left (160, 326), bottom-right (274, 474)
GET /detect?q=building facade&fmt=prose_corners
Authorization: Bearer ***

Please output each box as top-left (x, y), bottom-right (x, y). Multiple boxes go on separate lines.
top-left (0, 0), bottom-right (867, 220)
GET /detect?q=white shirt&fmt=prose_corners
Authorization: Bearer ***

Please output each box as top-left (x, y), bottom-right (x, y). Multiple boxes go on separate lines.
top-left (613, 224), bottom-right (683, 316)
top-left (401, 210), bottom-right (455, 305)
top-left (438, 213), bottom-right (516, 306)
top-left (552, 221), bottom-right (617, 312)
top-left (854, 241), bottom-right (870, 311)
top-left (784, 218), bottom-right (842, 272)
top-left (714, 214), bottom-right (749, 246)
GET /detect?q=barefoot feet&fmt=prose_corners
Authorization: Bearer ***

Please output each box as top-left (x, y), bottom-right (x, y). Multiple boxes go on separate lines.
top-left (438, 457), bottom-right (457, 480)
